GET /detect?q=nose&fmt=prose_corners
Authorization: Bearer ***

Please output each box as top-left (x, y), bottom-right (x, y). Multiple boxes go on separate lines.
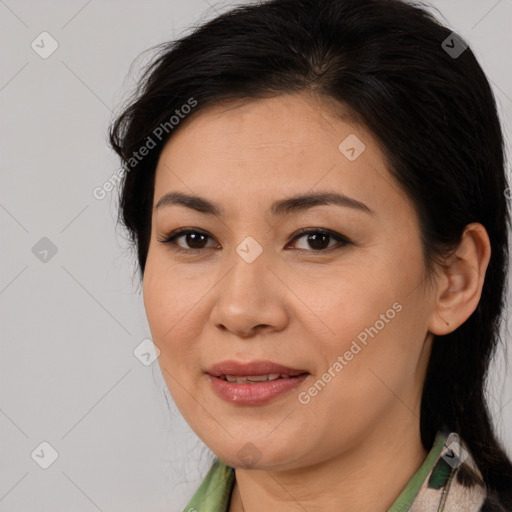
top-left (210, 244), bottom-right (290, 338)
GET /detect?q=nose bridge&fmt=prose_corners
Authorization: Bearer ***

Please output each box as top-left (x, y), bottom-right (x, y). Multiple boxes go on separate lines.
top-left (225, 236), bottom-right (269, 300)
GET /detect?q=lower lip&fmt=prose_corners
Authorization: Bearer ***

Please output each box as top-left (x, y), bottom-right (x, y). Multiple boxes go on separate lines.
top-left (208, 374), bottom-right (308, 405)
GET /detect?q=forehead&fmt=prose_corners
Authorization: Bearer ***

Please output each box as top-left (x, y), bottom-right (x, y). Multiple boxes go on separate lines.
top-left (159, 93), bottom-right (367, 160)
top-left (153, 93), bottom-right (410, 218)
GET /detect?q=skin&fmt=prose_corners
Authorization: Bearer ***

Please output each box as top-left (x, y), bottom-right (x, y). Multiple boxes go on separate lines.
top-left (142, 92), bottom-right (491, 511)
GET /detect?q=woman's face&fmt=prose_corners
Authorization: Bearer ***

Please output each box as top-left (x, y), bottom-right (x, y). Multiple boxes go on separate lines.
top-left (143, 93), bottom-right (438, 470)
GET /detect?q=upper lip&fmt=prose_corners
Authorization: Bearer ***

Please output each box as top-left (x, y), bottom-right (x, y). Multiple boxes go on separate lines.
top-left (207, 360), bottom-right (308, 377)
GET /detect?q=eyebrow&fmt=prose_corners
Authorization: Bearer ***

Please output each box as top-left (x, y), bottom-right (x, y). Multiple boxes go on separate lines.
top-left (155, 191), bottom-right (375, 216)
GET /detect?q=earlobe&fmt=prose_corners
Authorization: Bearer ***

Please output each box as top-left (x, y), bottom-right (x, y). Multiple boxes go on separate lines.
top-left (428, 223), bottom-right (491, 336)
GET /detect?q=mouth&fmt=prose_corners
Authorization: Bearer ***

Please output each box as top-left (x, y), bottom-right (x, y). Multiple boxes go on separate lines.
top-left (218, 373), bottom-right (302, 383)
top-left (207, 360), bottom-right (308, 379)
top-left (206, 360), bottom-right (309, 405)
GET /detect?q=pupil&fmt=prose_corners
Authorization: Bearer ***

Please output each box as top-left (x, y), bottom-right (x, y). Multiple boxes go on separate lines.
top-left (308, 233), bottom-right (329, 250)
top-left (187, 232), bottom-right (207, 249)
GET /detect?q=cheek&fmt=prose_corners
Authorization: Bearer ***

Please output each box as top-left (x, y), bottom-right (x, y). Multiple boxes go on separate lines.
top-left (301, 254), bottom-right (426, 400)
top-left (293, 260), bottom-right (397, 346)
top-left (142, 254), bottom-right (206, 361)
top-left (299, 305), bottom-right (416, 438)
top-left (143, 260), bottom-right (207, 416)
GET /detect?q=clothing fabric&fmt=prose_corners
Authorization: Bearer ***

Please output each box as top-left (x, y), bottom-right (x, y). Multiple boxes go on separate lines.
top-left (183, 430), bottom-right (503, 511)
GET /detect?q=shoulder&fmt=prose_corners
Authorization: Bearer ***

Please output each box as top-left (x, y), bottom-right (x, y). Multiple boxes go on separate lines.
top-left (410, 432), bottom-right (510, 511)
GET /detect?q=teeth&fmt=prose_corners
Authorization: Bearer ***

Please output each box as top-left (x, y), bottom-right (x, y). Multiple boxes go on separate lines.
top-left (224, 373), bottom-right (282, 383)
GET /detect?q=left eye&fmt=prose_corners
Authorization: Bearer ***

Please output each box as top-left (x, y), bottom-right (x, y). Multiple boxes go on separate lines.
top-left (158, 228), bottom-right (350, 253)
top-left (287, 229), bottom-right (350, 251)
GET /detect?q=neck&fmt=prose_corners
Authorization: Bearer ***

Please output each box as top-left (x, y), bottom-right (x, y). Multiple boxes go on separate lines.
top-left (228, 419), bottom-right (427, 512)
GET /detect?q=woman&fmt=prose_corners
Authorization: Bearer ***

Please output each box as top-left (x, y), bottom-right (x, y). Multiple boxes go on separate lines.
top-left (109, 0), bottom-right (512, 509)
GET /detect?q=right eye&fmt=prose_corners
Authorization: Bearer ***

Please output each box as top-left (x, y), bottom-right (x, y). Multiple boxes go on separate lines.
top-left (157, 229), bottom-right (220, 253)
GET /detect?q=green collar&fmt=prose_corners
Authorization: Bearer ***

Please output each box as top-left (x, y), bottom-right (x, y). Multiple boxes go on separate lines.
top-left (388, 430), bottom-right (447, 511)
top-left (184, 457), bottom-right (235, 511)
top-left (184, 430), bottom-right (449, 512)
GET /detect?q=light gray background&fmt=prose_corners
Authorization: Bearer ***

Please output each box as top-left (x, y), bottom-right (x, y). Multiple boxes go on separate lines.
top-left (1, 1), bottom-right (511, 511)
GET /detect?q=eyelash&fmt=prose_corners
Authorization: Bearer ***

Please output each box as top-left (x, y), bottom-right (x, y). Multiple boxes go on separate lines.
top-left (157, 227), bottom-right (352, 255)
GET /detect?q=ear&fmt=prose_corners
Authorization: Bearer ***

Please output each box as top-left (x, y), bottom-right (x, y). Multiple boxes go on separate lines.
top-left (428, 223), bottom-right (491, 336)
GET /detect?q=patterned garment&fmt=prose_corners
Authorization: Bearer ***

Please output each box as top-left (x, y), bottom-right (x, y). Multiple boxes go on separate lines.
top-left (183, 430), bottom-right (507, 511)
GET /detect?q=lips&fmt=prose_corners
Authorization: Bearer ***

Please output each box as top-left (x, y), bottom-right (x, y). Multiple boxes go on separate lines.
top-left (207, 360), bottom-right (308, 379)
top-left (206, 360), bottom-right (309, 405)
